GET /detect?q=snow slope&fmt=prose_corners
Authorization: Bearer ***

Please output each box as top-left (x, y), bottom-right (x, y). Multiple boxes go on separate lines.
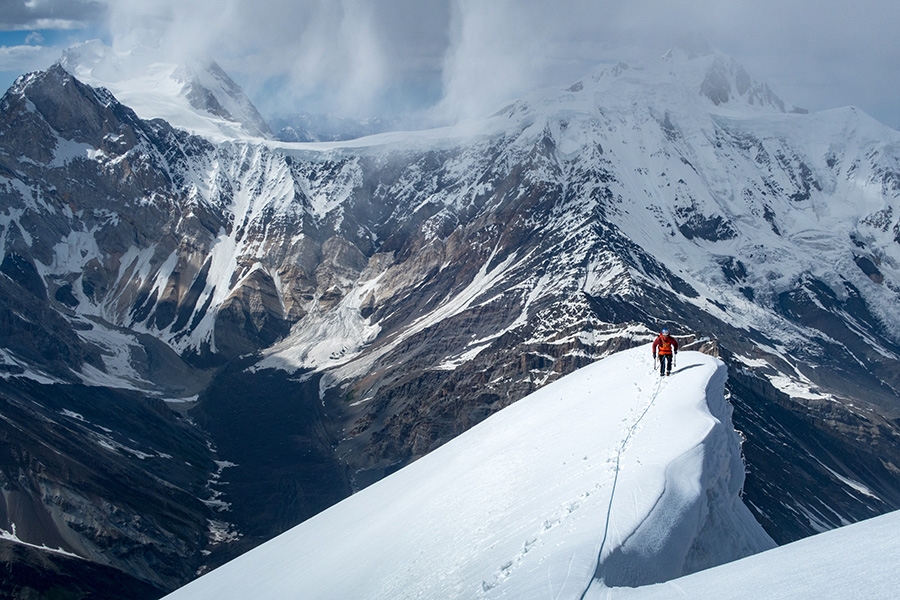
top-left (605, 508), bottom-right (900, 600)
top-left (163, 347), bottom-right (774, 599)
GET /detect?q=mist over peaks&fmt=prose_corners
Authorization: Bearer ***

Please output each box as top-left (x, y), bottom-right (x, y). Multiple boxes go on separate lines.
top-left (58, 40), bottom-right (272, 139)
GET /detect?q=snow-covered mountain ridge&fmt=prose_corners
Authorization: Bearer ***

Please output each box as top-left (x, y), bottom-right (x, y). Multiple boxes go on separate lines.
top-left (58, 40), bottom-right (273, 140)
top-left (163, 348), bottom-right (775, 599)
top-left (2, 46), bottom-right (900, 596)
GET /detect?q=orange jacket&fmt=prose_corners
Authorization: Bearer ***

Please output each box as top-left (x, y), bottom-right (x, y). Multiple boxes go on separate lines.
top-left (652, 334), bottom-right (678, 356)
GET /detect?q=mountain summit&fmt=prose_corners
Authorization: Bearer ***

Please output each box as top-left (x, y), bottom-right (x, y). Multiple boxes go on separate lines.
top-left (58, 40), bottom-right (273, 139)
top-left (661, 44), bottom-right (790, 112)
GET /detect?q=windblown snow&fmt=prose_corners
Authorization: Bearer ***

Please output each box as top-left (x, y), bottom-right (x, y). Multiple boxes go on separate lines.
top-left (163, 347), bottom-right (776, 599)
top-left (57, 40), bottom-right (270, 141)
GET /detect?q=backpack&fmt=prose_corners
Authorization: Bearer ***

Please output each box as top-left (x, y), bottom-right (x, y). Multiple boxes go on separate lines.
top-left (656, 335), bottom-right (674, 355)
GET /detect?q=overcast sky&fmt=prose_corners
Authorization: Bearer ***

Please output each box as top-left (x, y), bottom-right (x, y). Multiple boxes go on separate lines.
top-left (1, 0), bottom-right (899, 129)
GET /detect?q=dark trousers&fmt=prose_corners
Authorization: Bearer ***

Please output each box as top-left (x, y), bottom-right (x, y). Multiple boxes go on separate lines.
top-left (658, 354), bottom-right (673, 375)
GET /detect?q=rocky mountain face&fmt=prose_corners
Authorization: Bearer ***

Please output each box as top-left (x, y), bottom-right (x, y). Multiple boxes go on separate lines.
top-left (2, 49), bottom-right (900, 596)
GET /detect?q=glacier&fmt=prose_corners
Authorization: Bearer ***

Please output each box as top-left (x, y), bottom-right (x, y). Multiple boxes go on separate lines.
top-left (163, 347), bottom-right (775, 599)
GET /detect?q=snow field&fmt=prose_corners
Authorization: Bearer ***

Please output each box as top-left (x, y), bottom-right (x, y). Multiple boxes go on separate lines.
top-left (607, 508), bottom-right (900, 600)
top-left (163, 347), bottom-right (772, 599)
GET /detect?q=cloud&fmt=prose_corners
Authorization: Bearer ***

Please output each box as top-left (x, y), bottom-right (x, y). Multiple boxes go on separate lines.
top-left (435, 0), bottom-right (538, 121)
top-left (434, 0), bottom-right (900, 126)
top-left (98, 0), bottom-right (448, 120)
top-left (433, 0), bottom-right (695, 121)
top-left (258, 1), bottom-right (389, 118)
top-left (0, 1), bottom-right (106, 89)
top-left (3, 0), bottom-right (899, 129)
top-left (0, 0), bottom-right (105, 30)
top-left (0, 43), bottom-right (61, 75)
top-left (703, 0), bottom-right (900, 118)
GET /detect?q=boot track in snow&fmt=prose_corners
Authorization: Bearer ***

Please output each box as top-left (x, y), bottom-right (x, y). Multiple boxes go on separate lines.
top-left (581, 354), bottom-right (668, 598)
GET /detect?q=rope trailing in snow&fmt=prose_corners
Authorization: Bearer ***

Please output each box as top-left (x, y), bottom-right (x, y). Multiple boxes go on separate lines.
top-left (579, 357), bottom-right (665, 599)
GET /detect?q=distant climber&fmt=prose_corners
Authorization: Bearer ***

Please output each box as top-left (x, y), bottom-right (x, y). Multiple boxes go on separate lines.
top-left (652, 328), bottom-right (679, 376)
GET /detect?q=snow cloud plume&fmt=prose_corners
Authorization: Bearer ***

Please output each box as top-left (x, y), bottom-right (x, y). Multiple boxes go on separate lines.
top-left (100, 0), bottom-right (447, 121)
top-left (93, 0), bottom-right (900, 126)
top-left (2, 0), bottom-right (900, 129)
top-left (434, 0), bottom-right (730, 121)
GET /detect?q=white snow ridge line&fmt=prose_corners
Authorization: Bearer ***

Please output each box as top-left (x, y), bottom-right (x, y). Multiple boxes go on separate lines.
top-left (580, 367), bottom-right (666, 599)
top-left (583, 356), bottom-right (777, 597)
top-left (163, 346), bottom-right (777, 600)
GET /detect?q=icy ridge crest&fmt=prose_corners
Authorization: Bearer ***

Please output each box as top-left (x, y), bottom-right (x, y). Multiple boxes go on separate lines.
top-left (162, 349), bottom-right (774, 599)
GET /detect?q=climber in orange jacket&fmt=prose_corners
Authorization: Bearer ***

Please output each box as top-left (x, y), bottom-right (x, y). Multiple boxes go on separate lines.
top-left (652, 328), bottom-right (679, 376)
